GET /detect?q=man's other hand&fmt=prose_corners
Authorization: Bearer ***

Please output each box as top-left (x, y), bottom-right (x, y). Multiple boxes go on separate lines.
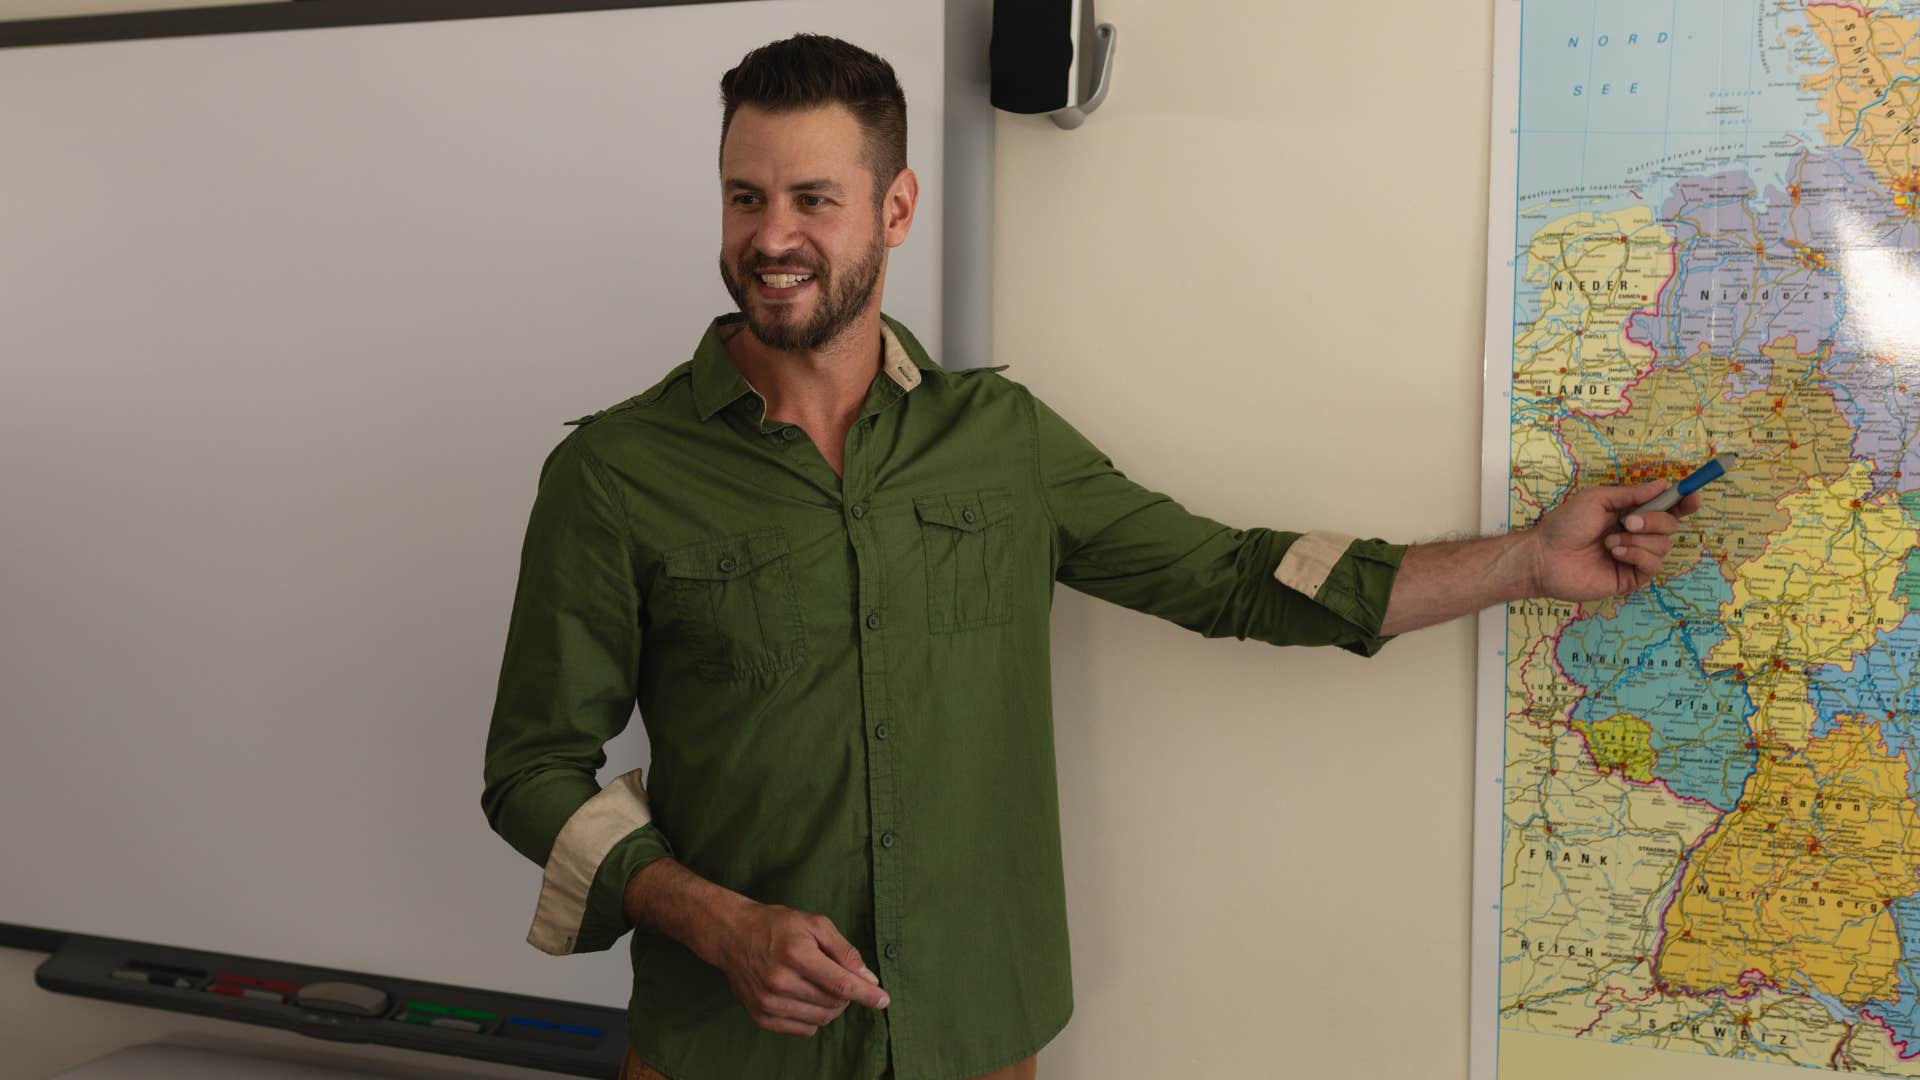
top-left (716, 902), bottom-right (890, 1038)
top-left (1527, 478), bottom-right (1703, 602)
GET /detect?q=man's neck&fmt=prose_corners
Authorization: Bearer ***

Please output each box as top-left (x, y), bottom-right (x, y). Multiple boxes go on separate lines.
top-left (722, 309), bottom-right (884, 432)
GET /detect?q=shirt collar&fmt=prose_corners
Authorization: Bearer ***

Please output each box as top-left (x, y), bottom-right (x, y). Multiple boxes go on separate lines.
top-left (690, 313), bottom-right (933, 422)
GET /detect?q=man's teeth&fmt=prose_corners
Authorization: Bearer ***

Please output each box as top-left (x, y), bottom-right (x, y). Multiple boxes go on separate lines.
top-left (757, 273), bottom-right (813, 288)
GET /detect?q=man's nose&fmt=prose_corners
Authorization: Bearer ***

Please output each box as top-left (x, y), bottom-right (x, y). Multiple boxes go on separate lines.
top-left (751, 204), bottom-right (804, 258)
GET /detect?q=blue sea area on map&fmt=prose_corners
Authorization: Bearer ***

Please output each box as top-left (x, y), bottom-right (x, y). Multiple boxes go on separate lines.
top-left (1516, 0), bottom-right (1828, 203)
top-left (1557, 559), bottom-right (1754, 809)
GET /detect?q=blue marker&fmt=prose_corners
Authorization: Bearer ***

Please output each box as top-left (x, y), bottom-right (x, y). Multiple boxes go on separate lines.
top-left (1629, 452), bottom-right (1737, 516)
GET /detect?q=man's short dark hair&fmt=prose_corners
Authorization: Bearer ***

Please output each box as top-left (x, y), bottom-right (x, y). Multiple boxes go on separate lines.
top-left (719, 34), bottom-right (908, 207)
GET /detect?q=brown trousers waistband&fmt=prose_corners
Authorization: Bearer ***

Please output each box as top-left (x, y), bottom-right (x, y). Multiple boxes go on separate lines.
top-left (619, 1048), bottom-right (1038, 1080)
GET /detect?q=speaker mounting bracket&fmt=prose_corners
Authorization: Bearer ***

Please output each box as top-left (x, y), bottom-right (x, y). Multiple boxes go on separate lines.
top-left (1050, 22), bottom-right (1115, 130)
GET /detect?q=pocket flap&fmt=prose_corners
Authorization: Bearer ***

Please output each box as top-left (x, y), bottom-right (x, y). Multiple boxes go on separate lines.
top-left (913, 490), bottom-right (1013, 533)
top-left (664, 528), bottom-right (790, 581)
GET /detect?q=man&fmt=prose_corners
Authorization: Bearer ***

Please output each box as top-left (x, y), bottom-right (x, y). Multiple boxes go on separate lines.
top-left (481, 34), bottom-right (1696, 1080)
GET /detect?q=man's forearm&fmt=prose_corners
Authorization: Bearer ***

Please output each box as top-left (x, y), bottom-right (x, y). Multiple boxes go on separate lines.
top-left (622, 857), bottom-right (754, 969)
top-left (1377, 532), bottom-right (1541, 637)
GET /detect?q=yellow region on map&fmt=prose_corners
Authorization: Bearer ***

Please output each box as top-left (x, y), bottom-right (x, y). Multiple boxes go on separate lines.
top-left (1574, 714), bottom-right (1658, 782)
top-left (1503, 729), bottom-right (1724, 1015)
top-left (1512, 208), bottom-right (1674, 416)
top-left (1706, 461), bottom-right (1913, 670)
top-left (1803, 4), bottom-right (1920, 193)
top-left (1656, 718), bottom-right (1920, 1006)
top-left (1552, 341), bottom-right (1857, 586)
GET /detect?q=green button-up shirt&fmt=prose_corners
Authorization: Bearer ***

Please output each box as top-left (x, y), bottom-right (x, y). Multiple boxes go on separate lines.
top-left (481, 314), bottom-right (1405, 1080)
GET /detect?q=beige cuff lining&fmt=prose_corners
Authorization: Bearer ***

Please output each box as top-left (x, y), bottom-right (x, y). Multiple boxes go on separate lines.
top-left (881, 325), bottom-right (922, 392)
top-left (1274, 530), bottom-right (1357, 599)
top-left (526, 768), bottom-right (652, 956)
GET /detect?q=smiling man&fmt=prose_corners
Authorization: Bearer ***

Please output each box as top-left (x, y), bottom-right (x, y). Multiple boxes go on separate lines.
top-left (480, 34), bottom-right (1697, 1080)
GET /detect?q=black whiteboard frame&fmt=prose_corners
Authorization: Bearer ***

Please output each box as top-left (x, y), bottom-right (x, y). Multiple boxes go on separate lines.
top-left (0, 0), bottom-right (752, 49)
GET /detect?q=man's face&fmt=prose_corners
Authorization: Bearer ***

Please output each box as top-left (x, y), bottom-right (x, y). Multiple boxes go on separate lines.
top-left (718, 104), bottom-right (887, 352)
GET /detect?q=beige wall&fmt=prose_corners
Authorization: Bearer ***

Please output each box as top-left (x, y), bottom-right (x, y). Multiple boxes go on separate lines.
top-left (992, 1), bottom-right (1488, 1075)
top-left (0, 1), bottom-right (1810, 1078)
top-left (997, 3), bottom-right (1800, 1080)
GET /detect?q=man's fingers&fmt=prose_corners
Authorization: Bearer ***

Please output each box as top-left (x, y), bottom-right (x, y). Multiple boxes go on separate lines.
top-left (1606, 537), bottom-right (1664, 578)
top-left (791, 935), bottom-right (890, 1010)
top-left (1592, 478), bottom-right (1670, 513)
top-left (1620, 508), bottom-right (1684, 535)
top-left (803, 918), bottom-right (890, 1008)
top-left (764, 968), bottom-right (846, 1010)
top-left (758, 993), bottom-right (842, 1028)
top-left (755, 1014), bottom-right (819, 1038)
top-left (808, 916), bottom-right (873, 977)
top-left (1610, 533), bottom-right (1673, 558)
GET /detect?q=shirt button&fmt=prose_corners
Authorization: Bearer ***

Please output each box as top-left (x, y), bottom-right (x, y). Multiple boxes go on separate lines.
top-left (850, 504), bottom-right (866, 519)
top-left (880, 831), bottom-right (896, 848)
top-left (962, 508), bottom-right (977, 524)
top-left (782, 427), bottom-right (801, 441)
top-left (884, 944), bottom-right (899, 961)
top-left (865, 612), bottom-right (882, 631)
top-left (718, 557), bottom-right (736, 573)
top-left (874, 724), bottom-right (890, 740)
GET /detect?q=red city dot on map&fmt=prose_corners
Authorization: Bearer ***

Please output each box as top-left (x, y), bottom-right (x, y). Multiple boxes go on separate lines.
top-left (1544, 824), bottom-right (1553, 834)
top-left (1790, 440), bottom-right (1799, 449)
top-left (1731, 363), bottom-right (1744, 372)
top-left (1853, 499), bottom-right (1864, 510)
top-left (1773, 398), bottom-right (1785, 411)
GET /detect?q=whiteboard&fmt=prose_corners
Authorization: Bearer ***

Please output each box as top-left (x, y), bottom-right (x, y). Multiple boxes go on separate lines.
top-left (0, 0), bottom-right (984, 1008)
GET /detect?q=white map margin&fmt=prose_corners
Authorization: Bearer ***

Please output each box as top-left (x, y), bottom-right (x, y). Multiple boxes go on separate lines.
top-left (1471, 1), bottom-right (1525, 1078)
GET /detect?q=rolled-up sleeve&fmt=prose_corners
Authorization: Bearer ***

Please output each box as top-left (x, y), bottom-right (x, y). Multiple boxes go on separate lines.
top-left (481, 430), bottom-right (675, 956)
top-left (1027, 389), bottom-right (1406, 656)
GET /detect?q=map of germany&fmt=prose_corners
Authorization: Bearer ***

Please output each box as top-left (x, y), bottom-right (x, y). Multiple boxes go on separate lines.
top-left (1494, 1), bottom-right (1920, 1072)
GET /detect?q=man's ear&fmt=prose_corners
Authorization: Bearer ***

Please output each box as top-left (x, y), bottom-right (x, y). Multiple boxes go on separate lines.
top-left (882, 167), bottom-right (919, 248)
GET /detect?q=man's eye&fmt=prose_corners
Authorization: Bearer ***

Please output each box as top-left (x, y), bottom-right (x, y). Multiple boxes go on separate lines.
top-left (800, 195), bottom-right (828, 208)
top-left (731, 193), bottom-right (760, 206)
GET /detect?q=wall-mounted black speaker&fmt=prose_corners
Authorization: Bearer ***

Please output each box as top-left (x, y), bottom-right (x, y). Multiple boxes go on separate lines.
top-left (989, 0), bottom-right (1115, 129)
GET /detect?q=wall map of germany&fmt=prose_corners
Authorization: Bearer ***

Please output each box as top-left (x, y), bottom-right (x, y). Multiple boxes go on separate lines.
top-left (1481, 0), bottom-right (1920, 1074)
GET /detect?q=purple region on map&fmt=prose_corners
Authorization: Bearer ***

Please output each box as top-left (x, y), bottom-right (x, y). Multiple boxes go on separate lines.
top-left (1624, 150), bottom-right (1895, 395)
top-left (1795, 149), bottom-right (1920, 493)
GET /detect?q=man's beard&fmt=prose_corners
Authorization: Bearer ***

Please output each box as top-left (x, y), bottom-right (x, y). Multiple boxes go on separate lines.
top-left (720, 228), bottom-right (885, 352)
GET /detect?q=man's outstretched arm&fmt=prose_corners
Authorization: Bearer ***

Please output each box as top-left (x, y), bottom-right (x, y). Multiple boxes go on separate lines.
top-left (1378, 478), bottom-right (1701, 637)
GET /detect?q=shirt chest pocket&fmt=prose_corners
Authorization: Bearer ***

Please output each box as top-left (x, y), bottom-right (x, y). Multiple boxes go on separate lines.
top-left (914, 488), bottom-right (1015, 634)
top-left (661, 527), bottom-right (806, 682)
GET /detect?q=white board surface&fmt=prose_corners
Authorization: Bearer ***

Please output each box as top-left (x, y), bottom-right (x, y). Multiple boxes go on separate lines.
top-left (0, 0), bottom-right (971, 1008)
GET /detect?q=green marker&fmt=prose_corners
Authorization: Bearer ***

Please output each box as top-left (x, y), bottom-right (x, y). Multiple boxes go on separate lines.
top-left (397, 1001), bottom-right (498, 1033)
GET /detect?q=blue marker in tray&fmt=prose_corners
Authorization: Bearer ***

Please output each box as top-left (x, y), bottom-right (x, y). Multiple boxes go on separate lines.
top-left (1628, 452), bottom-right (1736, 516)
